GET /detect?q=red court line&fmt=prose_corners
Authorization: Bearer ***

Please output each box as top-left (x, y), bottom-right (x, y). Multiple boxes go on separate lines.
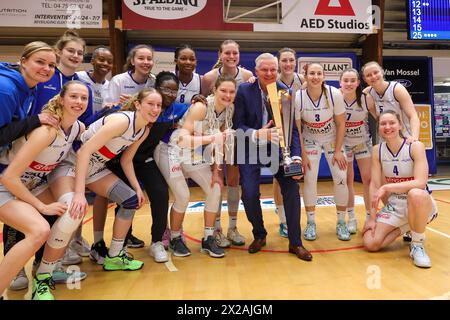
top-left (434, 198), bottom-right (450, 205)
top-left (183, 233), bottom-right (364, 254)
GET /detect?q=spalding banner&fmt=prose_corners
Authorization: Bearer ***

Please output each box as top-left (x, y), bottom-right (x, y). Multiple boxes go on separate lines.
top-left (123, 0), bottom-right (207, 20)
top-left (122, 0), bottom-right (252, 31)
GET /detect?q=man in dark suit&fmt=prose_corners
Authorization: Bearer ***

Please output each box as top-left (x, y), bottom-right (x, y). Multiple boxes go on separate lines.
top-left (233, 53), bottom-right (312, 261)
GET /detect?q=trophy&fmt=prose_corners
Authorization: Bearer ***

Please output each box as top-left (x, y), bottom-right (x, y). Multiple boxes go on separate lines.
top-left (267, 82), bottom-right (303, 177)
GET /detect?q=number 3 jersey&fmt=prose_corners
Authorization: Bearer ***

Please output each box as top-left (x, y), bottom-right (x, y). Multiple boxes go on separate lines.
top-left (295, 85), bottom-right (345, 143)
top-left (0, 121), bottom-right (81, 194)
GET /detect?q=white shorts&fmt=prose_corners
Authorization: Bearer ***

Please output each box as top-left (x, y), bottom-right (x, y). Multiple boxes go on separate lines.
top-left (0, 182), bottom-right (48, 208)
top-left (345, 140), bottom-right (372, 161)
top-left (47, 149), bottom-right (76, 185)
top-left (376, 195), bottom-right (438, 229)
top-left (64, 154), bottom-right (112, 185)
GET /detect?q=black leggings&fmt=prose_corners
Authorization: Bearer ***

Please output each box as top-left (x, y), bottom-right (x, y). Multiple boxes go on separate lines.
top-left (3, 215), bottom-right (57, 262)
top-left (106, 160), bottom-right (169, 243)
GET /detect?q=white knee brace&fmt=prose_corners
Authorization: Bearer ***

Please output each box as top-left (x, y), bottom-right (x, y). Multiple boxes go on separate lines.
top-left (47, 192), bottom-right (83, 249)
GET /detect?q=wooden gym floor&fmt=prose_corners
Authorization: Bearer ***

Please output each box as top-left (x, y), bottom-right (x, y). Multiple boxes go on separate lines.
top-left (1, 179), bottom-right (449, 300)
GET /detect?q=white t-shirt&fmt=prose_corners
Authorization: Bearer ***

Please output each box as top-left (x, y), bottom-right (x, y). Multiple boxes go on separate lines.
top-left (76, 70), bottom-right (110, 113)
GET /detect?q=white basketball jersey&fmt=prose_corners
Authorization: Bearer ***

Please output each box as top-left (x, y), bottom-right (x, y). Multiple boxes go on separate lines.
top-left (344, 94), bottom-right (371, 146)
top-left (106, 71), bottom-right (155, 104)
top-left (176, 72), bottom-right (201, 104)
top-left (369, 81), bottom-right (412, 136)
top-left (218, 67), bottom-right (245, 86)
top-left (1, 121), bottom-right (81, 192)
top-left (295, 85), bottom-right (345, 143)
top-left (76, 71), bottom-right (110, 113)
top-left (278, 73), bottom-right (303, 91)
top-left (81, 111), bottom-right (146, 163)
top-left (379, 139), bottom-right (415, 208)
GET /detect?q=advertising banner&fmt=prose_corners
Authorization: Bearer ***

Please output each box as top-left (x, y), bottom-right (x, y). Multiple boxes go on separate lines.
top-left (0, 0), bottom-right (102, 29)
top-left (122, 0), bottom-right (252, 31)
top-left (123, 0), bottom-right (376, 34)
top-left (253, 0), bottom-right (376, 34)
top-left (383, 56), bottom-right (436, 174)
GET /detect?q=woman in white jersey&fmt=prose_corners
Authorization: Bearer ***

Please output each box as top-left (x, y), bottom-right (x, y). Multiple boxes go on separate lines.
top-left (107, 44), bottom-right (156, 106)
top-left (362, 60), bottom-right (420, 242)
top-left (69, 88), bottom-right (162, 272)
top-left (0, 81), bottom-right (88, 300)
top-left (201, 40), bottom-right (252, 248)
top-left (362, 61), bottom-right (420, 143)
top-left (340, 68), bottom-right (376, 234)
top-left (76, 46), bottom-right (113, 113)
top-left (273, 48), bottom-right (306, 238)
top-left (155, 75), bottom-right (236, 258)
top-left (174, 44), bottom-right (202, 104)
top-left (363, 110), bottom-right (437, 268)
top-left (99, 44), bottom-right (156, 249)
top-left (295, 63), bottom-right (350, 241)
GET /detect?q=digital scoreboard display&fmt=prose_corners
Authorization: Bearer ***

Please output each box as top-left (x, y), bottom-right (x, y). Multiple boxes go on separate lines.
top-left (408, 0), bottom-right (450, 40)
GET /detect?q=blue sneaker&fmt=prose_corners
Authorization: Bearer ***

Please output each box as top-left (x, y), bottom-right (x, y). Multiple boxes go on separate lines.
top-left (52, 263), bottom-right (87, 284)
top-left (303, 222), bottom-right (317, 241)
top-left (279, 223), bottom-right (288, 238)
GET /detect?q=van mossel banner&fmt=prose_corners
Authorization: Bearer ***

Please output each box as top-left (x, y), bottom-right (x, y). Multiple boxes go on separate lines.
top-left (0, 0), bottom-right (102, 29)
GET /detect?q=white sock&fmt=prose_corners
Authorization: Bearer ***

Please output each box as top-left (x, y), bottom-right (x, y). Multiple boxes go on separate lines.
top-left (214, 217), bottom-right (222, 231)
top-left (337, 210), bottom-right (346, 223)
top-left (170, 230), bottom-right (181, 240)
top-left (94, 231), bottom-right (104, 244)
top-left (277, 205), bottom-right (287, 224)
top-left (228, 216), bottom-right (237, 230)
top-left (411, 231), bottom-right (425, 246)
top-left (306, 211), bottom-right (315, 223)
top-left (36, 259), bottom-right (58, 275)
top-left (347, 207), bottom-right (355, 220)
top-left (204, 227), bottom-right (215, 239)
top-left (109, 238), bottom-right (125, 257)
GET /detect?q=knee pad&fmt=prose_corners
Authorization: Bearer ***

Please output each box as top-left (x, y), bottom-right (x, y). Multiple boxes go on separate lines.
top-left (108, 180), bottom-right (138, 220)
top-left (226, 186), bottom-right (240, 213)
top-left (58, 192), bottom-right (75, 205)
top-left (170, 178), bottom-right (190, 213)
top-left (205, 184), bottom-right (222, 212)
top-left (47, 213), bottom-right (83, 249)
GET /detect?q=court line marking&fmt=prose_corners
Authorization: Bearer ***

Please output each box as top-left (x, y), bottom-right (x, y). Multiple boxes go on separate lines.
top-left (183, 233), bottom-right (364, 254)
top-left (164, 254), bottom-right (178, 272)
top-left (426, 226), bottom-right (450, 239)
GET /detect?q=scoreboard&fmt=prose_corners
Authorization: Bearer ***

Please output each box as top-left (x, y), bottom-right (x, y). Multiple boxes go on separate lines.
top-left (408, 0), bottom-right (450, 40)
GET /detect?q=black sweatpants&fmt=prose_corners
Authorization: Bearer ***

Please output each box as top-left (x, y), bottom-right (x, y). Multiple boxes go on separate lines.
top-left (106, 159), bottom-right (169, 243)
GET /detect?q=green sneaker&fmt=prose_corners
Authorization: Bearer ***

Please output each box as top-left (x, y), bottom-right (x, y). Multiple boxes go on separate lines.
top-left (103, 250), bottom-right (144, 271)
top-left (303, 222), bottom-right (317, 241)
top-left (32, 273), bottom-right (55, 300)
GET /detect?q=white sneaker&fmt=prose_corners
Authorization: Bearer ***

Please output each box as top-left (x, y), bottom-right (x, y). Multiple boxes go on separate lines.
top-left (9, 268), bottom-right (29, 291)
top-left (61, 247), bottom-right (83, 265)
top-left (227, 228), bottom-right (245, 246)
top-left (214, 230), bottom-right (231, 248)
top-left (70, 237), bottom-right (91, 257)
top-left (347, 218), bottom-right (357, 234)
top-left (410, 244), bottom-right (431, 268)
top-left (149, 241), bottom-right (169, 263)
